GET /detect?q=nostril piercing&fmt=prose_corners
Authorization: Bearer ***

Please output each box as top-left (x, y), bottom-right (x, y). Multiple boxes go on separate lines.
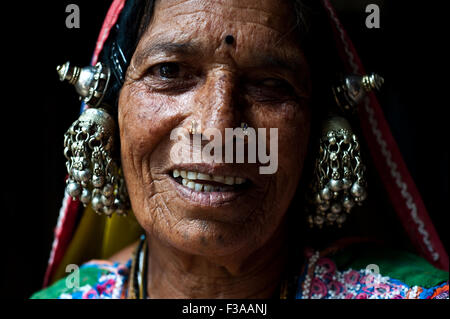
top-left (240, 122), bottom-right (248, 135)
top-left (189, 120), bottom-right (198, 135)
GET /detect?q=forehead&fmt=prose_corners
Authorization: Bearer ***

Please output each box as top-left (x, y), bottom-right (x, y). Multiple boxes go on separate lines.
top-left (150, 0), bottom-right (297, 30)
top-left (135, 0), bottom-right (301, 58)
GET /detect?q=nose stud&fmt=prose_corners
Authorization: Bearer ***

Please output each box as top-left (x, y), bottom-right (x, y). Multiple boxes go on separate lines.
top-left (189, 120), bottom-right (198, 135)
top-left (240, 122), bottom-right (248, 135)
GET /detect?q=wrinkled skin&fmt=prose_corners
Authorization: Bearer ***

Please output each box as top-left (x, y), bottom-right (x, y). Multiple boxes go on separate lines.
top-left (118, 0), bottom-right (311, 298)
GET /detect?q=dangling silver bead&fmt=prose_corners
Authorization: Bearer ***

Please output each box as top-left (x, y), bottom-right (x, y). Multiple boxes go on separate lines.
top-left (329, 179), bottom-right (342, 192)
top-left (331, 202), bottom-right (342, 214)
top-left (314, 193), bottom-right (323, 205)
top-left (314, 215), bottom-right (324, 226)
top-left (102, 206), bottom-right (115, 217)
top-left (92, 175), bottom-right (105, 188)
top-left (359, 189), bottom-right (368, 201)
top-left (320, 187), bottom-right (332, 201)
top-left (102, 184), bottom-right (114, 197)
top-left (319, 202), bottom-right (330, 212)
top-left (326, 212), bottom-right (338, 222)
top-left (91, 195), bottom-right (103, 211)
top-left (342, 196), bottom-right (354, 212)
top-left (350, 182), bottom-right (364, 197)
top-left (66, 182), bottom-right (81, 198)
top-left (80, 188), bottom-right (91, 205)
top-left (101, 195), bottom-right (114, 206)
top-left (329, 137), bottom-right (337, 145)
top-left (71, 169), bottom-right (81, 182)
top-left (79, 169), bottom-right (91, 182)
top-left (341, 178), bottom-right (352, 190)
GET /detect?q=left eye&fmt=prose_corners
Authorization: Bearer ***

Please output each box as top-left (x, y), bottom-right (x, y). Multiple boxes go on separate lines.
top-left (158, 62), bottom-right (180, 78)
top-left (260, 78), bottom-right (288, 87)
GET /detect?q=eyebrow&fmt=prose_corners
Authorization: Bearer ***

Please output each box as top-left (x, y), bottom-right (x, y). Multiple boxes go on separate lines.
top-left (134, 40), bottom-right (304, 72)
top-left (133, 41), bottom-right (200, 67)
top-left (256, 54), bottom-right (303, 72)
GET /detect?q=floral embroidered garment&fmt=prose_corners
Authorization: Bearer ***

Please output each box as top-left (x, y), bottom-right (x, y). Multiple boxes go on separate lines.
top-left (31, 243), bottom-right (449, 299)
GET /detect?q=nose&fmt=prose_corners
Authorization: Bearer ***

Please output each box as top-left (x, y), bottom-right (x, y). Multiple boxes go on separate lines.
top-left (193, 69), bottom-right (241, 137)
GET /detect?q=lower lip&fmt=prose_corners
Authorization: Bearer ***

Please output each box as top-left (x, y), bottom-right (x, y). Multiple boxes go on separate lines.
top-left (168, 175), bottom-right (248, 208)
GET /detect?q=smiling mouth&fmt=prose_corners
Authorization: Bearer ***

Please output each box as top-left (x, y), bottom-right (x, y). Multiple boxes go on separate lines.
top-left (171, 169), bottom-right (250, 192)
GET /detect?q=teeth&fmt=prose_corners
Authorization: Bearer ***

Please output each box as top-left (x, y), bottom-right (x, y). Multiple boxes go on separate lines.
top-left (187, 181), bottom-right (195, 189)
top-left (224, 176), bottom-right (235, 185)
top-left (187, 171), bottom-right (197, 180)
top-left (212, 175), bottom-right (225, 183)
top-left (197, 173), bottom-right (211, 181)
top-left (173, 170), bottom-right (247, 192)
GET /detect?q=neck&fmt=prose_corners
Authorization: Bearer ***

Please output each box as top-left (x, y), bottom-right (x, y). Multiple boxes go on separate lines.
top-left (145, 223), bottom-right (288, 299)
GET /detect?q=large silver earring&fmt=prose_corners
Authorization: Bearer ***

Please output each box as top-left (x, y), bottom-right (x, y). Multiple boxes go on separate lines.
top-left (64, 108), bottom-right (129, 216)
top-left (58, 61), bottom-right (129, 216)
top-left (308, 116), bottom-right (367, 228)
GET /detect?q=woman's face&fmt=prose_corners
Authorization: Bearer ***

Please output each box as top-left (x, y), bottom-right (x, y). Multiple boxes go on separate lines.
top-left (119, 0), bottom-right (311, 258)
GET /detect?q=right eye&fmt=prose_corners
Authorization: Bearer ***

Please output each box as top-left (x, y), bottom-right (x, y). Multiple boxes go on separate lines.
top-left (157, 62), bottom-right (180, 79)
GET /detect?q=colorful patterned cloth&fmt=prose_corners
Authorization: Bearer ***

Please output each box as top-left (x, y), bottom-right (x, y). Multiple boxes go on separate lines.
top-left (32, 260), bottom-right (131, 299)
top-left (31, 244), bottom-right (448, 299)
top-left (296, 250), bottom-right (448, 299)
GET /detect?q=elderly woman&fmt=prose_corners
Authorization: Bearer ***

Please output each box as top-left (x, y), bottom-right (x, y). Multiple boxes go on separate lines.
top-left (32, 0), bottom-right (448, 299)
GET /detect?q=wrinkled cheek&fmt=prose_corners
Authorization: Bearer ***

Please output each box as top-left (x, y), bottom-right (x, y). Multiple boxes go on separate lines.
top-left (118, 86), bottom-right (168, 205)
top-left (118, 83), bottom-right (189, 217)
top-left (271, 102), bottom-right (311, 194)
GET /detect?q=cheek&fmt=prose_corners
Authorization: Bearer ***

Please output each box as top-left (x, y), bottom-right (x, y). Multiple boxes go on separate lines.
top-left (117, 83), bottom-right (183, 205)
top-left (249, 100), bottom-right (311, 197)
top-left (119, 83), bottom-right (178, 159)
top-left (249, 100), bottom-right (311, 166)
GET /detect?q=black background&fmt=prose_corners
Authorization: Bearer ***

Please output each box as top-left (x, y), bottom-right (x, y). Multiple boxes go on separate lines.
top-left (3, 0), bottom-right (448, 299)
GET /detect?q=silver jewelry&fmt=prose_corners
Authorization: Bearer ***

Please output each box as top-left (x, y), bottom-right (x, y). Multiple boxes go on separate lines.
top-left (57, 61), bottom-right (110, 107)
top-left (240, 122), bottom-right (249, 135)
top-left (308, 116), bottom-right (367, 228)
top-left (58, 61), bottom-right (129, 216)
top-left (64, 108), bottom-right (129, 216)
top-left (332, 73), bottom-right (384, 113)
top-left (189, 120), bottom-right (199, 135)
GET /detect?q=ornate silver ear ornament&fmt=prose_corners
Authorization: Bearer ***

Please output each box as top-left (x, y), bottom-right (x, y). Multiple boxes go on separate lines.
top-left (332, 73), bottom-right (384, 113)
top-left (57, 61), bottom-right (110, 107)
top-left (308, 116), bottom-right (367, 228)
top-left (58, 61), bottom-right (129, 216)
